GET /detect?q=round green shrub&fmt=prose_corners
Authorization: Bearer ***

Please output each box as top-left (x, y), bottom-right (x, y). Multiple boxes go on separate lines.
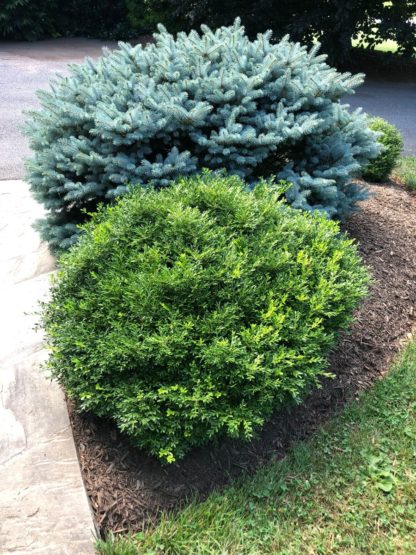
top-left (42, 172), bottom-right (369, 462)
top-left (362, 117), bottom-right (403, 182)
top-left (26, 19), bottom-right (380, 251)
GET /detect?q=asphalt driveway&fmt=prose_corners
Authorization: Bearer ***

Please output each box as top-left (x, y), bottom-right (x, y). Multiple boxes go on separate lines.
top-left (0, 39), bottom-right (116, 180)
top-left (346, 81), bottom-right (416, 155)
top-left (0, 38), bottom-right (415, 180)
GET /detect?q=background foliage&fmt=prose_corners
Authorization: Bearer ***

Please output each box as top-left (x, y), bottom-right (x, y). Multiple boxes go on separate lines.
top-left (2, 0), bottom-right (414, 65)
top-left (0, 0), bottom-right (56, 41)
top-left (147, 0), bottom-right (416, 63)
top-left (0, 0), bottom-right (130, 41)
top-left (41, 173), bottom-right (369, 462)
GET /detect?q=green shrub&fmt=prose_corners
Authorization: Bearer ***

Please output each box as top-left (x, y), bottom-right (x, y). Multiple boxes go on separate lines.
top-left (42, 172), bottom-right (369, 462)
top-left (362, 117), bottom-right (403, 182)
top-left (25, 19), bottom-right (380, 251)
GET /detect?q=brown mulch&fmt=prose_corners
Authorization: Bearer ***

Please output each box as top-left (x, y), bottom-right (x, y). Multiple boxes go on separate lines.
top-left (68, 180), bottom-right (416, 537)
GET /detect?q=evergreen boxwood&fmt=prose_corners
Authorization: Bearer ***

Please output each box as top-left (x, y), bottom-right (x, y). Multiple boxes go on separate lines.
top-left (42, 173), bottom-right (369, 462)
top-left (362, 117), bottom-right (403, 182)
top-left (25, 19), bottom-right (380, 251)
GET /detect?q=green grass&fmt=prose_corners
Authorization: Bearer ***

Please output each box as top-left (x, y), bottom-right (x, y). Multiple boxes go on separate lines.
top-left (393, 157), bottom-right (416, 190)
top-left (352, 36), bottom-right (398, 53)
top-left (96, 339), bottom-right (416, 554)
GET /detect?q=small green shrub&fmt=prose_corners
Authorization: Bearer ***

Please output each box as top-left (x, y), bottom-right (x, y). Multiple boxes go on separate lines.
top-left (362, 117), bottom-right (403, 182)
top-left (26, 19), bottom-right (380, 251)
top-left (42, 173), bottom-right (369, 462)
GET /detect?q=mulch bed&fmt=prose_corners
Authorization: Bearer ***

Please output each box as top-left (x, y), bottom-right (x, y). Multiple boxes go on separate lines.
top-left (68, 180), bottom-right (416, 536)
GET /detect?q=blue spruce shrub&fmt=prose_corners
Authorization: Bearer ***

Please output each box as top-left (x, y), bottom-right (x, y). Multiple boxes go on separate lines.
top-left (41, 173), bottom-right (369, 462)
top-left (25, 19), bottom-right (380, 251)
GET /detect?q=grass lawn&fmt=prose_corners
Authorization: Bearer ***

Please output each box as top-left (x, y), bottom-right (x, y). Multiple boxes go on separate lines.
top-left (393, 157), bottom-right (416, 190)
top-left (352, 37), bottom-right (399, 54)
top-left (97, 339), bottom-right (416, 554)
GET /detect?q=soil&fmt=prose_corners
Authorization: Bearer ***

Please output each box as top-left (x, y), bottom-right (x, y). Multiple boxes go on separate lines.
top-left (69, 180), bottom-right (416, 536)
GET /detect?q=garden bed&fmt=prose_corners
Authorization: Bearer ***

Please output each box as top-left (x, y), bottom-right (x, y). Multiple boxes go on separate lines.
top-left (68, 180), bottom-right (416, 536)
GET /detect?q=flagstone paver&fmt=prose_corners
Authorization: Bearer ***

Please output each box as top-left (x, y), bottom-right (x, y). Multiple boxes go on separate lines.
top-left (0, 180), bottom-right (96, 554)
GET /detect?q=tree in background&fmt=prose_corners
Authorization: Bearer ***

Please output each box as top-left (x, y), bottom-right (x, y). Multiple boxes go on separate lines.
top-left (136, 0), bottom-right (416, 63)
top-left (0, 0), bottom-right (56, 40)
top-left (0, 0), bottom-right (130, 41)
top-left (304, 0), bottom-right (416, 62)
top-left (357, 0), bottom-right (416, 57)
top-left (2, 0), bottom-right (414, 64)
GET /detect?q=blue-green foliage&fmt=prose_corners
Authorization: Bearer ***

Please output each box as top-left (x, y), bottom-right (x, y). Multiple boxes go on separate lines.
top-left (25, 19), bottom-right (380, 250)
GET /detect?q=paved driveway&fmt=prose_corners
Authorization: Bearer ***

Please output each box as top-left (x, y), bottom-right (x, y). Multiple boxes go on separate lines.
top-left (0, 39), bottom-right (116, 180)
top-left (0, 38), bottom-right (415, 179)
top-left (345, 81), bottom-right (416, 155)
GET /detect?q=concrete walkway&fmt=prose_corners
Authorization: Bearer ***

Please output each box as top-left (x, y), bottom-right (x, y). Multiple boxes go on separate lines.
top-left (0, 38), bottom-right (415, 181)
top-left (0, 180), bottom-right (96, 554)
